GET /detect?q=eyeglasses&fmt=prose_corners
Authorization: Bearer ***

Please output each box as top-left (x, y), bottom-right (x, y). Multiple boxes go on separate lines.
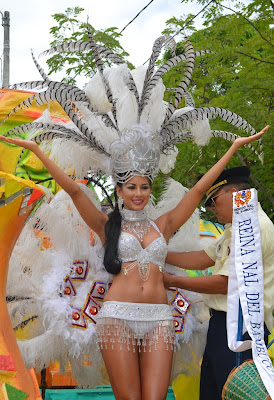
top-left (208, 191), bottom-right (226, 207)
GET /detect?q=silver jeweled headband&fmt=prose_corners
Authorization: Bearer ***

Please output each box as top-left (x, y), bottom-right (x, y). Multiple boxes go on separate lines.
top-left (110, 125), bottom-right (161, 184)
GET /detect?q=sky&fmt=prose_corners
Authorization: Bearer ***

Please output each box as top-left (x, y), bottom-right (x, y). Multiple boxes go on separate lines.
top-left (0, 0), bottom-right (204, 88)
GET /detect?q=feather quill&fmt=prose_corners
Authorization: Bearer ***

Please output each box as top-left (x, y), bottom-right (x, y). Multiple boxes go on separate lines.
top-left (211, 130), bottom-right (263, 161)
top-left (138, 35), bottom-right (172, 118)
top-left (86, 25), bottom-right (118, 127)
top-left (40, 41), bottom-right (125, 65)
top-left (182, 91), bottom-right (195, 108)
top-left (31, 49), bottom-right (49, 81)
top-left (160, 106), bottom-right (257, 150)
top-left (163, 39), bottom-right (196, 125)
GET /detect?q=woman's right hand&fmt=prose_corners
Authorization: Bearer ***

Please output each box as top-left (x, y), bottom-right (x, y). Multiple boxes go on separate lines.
top-left (0, 134), bottom-right (108, 239)
top-left (0, 135), bottom-right (38, 152)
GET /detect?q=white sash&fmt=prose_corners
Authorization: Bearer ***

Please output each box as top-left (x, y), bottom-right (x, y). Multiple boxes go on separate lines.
top-left (227, 188), bottom-right (274, 398)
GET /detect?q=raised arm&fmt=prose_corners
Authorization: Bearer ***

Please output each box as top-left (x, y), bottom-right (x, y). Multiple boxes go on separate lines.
top-left (0, 136), bottom-right (108, 240)
top-left (166, 250), bottom-right (214, 271)
top-left (161, 126), bottom-right (269, 239)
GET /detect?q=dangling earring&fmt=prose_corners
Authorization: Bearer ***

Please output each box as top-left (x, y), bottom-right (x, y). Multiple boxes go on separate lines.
top-left (118, 197), bottom-right (124, 214)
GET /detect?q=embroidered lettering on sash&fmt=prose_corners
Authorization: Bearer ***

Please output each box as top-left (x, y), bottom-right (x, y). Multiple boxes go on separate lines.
top-left (227, 189), bottom-right (274, 398)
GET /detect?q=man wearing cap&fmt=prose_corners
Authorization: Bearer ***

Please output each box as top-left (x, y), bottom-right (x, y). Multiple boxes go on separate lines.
top-left (164, 166), bottom-right (274, 400)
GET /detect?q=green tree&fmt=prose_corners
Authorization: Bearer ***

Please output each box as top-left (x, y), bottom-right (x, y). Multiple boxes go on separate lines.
top-left (46, 6), bottom-right (133, 86)
top-left (158, 0), bottom-right (273, 220)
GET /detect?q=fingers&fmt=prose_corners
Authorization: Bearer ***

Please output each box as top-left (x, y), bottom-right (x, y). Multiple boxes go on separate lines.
top-left (0, 136), bottom-right (14, 143)
top-left (0, 136), bottom-right (37, 152)
top-left (256, 125), bottom-right (269, 136)
top-left (249, 125), bottom-right (269, 140)
top-left (241, 125), bottom-right (269, 145)
top-left (0, 135), bottom-right (12, 143)
top-left (260, 125), bottom-right (270, 132)
top-left (0, 136), bottom-right (23, 147)
top-left (0, 135), bottom-right (15, 141)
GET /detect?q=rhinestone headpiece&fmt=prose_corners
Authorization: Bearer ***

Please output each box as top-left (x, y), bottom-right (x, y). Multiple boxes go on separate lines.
top-left (109, 125), bottom-right (161, 184)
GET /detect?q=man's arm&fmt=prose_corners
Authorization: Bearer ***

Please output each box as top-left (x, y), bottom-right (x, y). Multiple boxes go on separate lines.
top-left (166, 250), bottom-right (215, 270)
top-left (164, 273), bottom-right (228, 294)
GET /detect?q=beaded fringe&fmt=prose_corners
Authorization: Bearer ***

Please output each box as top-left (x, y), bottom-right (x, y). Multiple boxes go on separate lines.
top-left (96, 318), bottom-right (175, 352)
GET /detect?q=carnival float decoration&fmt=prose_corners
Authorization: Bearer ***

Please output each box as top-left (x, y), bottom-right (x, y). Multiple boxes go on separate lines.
top-left (0, 28), bottom-right (263, 389)
top-left (0, 171), bottom-right (44, 399)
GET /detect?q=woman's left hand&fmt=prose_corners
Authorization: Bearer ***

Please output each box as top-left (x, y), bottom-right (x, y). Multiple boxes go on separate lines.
top-left (234, 125), bottom-right (269, 149)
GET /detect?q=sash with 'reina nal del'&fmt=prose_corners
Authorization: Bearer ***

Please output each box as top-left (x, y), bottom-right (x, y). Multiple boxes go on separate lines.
top-left (227, 188), bottom-right (274, 398)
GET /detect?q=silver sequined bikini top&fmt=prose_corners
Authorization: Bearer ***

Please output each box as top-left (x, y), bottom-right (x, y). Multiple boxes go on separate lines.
top-left (118, 220), bottom-right (167, 270)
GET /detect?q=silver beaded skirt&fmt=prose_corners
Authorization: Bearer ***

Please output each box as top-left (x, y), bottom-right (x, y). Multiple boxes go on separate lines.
top-left (96, 301), bottom-right (175, 351)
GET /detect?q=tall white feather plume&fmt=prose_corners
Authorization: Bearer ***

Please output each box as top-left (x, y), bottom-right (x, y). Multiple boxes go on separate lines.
top-left (106, 65), bottom-right (139, 131)
top-left (75, 104), bottom-right (119, 152)
top-left (172, 107), bottom-right (212, 146)
top-left (158, 147), bottom-right (178, 174)
top-left (134, 67), bottom-right (167, 131)
top-left (3, 34), bottom-right (262, 177)
top-left (85, 71), bottom-right (112, 113)
top-left (40, 139), bottom-right (111, 179)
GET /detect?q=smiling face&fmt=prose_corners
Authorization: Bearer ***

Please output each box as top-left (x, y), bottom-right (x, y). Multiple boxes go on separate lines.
top-left (116, 175), bottom-right (152, 211)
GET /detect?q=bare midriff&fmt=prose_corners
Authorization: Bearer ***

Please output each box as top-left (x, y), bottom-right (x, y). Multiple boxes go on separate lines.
top-left (103, 263), bottom-right (168, 304)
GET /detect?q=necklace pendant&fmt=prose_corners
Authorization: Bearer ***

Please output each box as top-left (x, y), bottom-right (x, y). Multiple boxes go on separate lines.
top-left (121, 214), bottom-right (151, 242)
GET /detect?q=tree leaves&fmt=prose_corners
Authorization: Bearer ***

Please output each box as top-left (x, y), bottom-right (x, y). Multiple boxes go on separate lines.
top-left (156, 0), bottom-right (274, 220)
top-left (45, 7), bottom-right (132, 86)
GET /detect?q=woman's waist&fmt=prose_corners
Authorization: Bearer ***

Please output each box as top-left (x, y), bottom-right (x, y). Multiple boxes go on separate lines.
top-left (104, 275), bottom-right (167, 303)
top-left (111, 268), bottom-right (165, 287)
top-left (98, 300), bottom-right (173, 321)
top-left (103, 290), bottom-right (168, 304)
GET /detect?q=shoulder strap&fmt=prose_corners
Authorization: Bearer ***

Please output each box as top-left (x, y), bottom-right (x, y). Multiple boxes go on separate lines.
top-left (149, 219), bottom-right (163, 236)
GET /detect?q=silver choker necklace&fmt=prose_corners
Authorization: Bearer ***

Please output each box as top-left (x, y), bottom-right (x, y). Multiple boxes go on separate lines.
top-left (121, 209), bottom-right (151, 242)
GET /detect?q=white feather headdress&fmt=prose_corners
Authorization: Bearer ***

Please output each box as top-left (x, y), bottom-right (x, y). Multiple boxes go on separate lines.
top-left (2, 29), bottom-right (263, 184)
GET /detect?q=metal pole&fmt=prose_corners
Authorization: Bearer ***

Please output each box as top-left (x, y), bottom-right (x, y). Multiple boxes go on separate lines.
top-left (1, 11), bottom-right (10, 87)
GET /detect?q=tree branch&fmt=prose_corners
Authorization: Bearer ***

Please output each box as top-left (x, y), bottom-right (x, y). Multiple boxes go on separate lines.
top-left (86, 176), bottom-right (114, 208)
top-left (214, 0), bottom-right (274, 48)
top-left (235, 51), bottom-right (274, 65)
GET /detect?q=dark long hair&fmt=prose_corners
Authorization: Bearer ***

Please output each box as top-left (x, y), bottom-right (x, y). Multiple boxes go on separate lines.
top-left (103, 186), bottom-right (122, 274)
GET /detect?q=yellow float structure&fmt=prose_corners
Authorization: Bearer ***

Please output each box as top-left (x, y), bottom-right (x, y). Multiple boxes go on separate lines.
top-left (0, 171), bottom-right (44, 400)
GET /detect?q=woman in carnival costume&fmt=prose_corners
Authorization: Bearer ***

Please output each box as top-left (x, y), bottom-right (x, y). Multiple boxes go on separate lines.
top-left (0, 124), bottom-right (268, 400)
top-left (0, 31), bottom-right (269, 399)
